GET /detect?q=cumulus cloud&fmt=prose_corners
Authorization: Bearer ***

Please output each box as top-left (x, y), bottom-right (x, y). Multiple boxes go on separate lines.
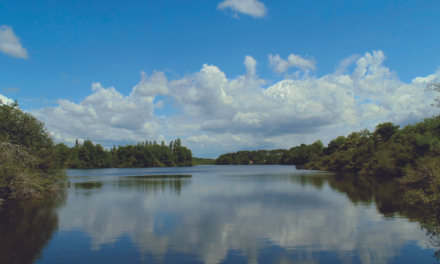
top-left (131, 70), bottom-right (169, 97)
top-left (32, 77), bottom-right (161, 146)
top-left (31, 51), bottom-right (440, 157)
top-left (0, 93), bottom-right (14, 104)
top-left (268, 54), bottom-right (316, 73)
top-left (0, 25), bottom-right (28, 59)
top-left (217, 0), bottom-right (267, 18)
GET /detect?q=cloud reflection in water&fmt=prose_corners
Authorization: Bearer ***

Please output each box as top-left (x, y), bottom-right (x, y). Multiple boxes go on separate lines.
top-left (57, 169), bottom-right (431, 264)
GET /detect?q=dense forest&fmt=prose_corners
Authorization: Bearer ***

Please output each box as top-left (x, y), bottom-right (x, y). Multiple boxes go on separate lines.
top-left (55, 138), bottom-right (193, 169)
top-left (215, 149), bottom-right (287, 165)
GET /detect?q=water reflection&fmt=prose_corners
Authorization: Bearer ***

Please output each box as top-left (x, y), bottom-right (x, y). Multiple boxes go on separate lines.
top-left (75, 182), bottom-right (103, 190)
top-left (292, 173), bottom-right (423, 219)
top-left (0, 191), bottom-right (67, 264)
top-left (2, 167), bottom-right (437, 264)
top-left (116, 175), bottom-right (192, 195)
top-left (54, 168), bottom-right (435, 264)
top-left (72, 175), bottom-right (192, 197)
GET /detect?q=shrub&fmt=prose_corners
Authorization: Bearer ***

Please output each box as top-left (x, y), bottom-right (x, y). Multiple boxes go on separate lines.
top-left (0, 100), bottom-right (66, 200)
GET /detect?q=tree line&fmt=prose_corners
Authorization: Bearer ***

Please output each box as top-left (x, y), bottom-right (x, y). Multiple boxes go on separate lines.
top-left (215, 116), bottom-right (439, 180)
top-left (215, 149), bottom-right (287, 165)
top-left (192, 157), bottom-right (215, 165)
top-left (55, 138), bottom-right (193, 169)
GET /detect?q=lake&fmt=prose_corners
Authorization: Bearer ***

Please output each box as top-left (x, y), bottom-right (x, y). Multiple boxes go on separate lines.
top-left (0, 165), bottom-right (438, 264)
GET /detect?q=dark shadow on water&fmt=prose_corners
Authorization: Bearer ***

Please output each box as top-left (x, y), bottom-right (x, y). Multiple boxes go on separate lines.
top-left (116, 175), bottom-right (192, 195)
top-left (72, 175), bottom-right (193, 196)
top-left (75, 181), bottom-right (103, 190)
top-left (288, 172), bottom-right (423, 219)
top-left (124, 175), bottom-right (192, 179)
top-left (0, 190), bottom-right (67, 264)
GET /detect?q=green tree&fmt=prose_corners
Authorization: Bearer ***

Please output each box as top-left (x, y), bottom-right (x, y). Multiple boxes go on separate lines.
top-left (173, 146), bottom-right (192, 167)
top-left (169, 141), bottom-right (173, 152)
top-left (374, 122), bottom-right (400, 142)
top-left (55, 143), bottom-right (70, 168)
top-left (0, 100), bottom-right (66, 199)
top-left (324, 136), bottom-right (346, 155)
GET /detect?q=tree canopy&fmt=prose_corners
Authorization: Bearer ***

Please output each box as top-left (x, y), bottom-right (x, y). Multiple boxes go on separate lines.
top-left (0, 100), bottom-right (66, 199)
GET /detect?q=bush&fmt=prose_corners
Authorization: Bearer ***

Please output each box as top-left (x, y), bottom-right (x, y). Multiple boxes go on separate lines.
top-left (0, 100), bottom-right (66, 200)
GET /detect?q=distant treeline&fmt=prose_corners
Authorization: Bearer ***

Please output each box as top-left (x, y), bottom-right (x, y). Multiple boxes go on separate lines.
top-left (192, 157), bottom-right (215, 165)
top-left (215, 149), bottom-right (287, 165)
top-left (55, 138), bottom-right (193, 169)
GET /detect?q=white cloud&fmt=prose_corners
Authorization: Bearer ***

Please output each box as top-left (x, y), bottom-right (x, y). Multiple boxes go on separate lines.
top-left (412, 73), bottom-right (438, 85)
top-left (217, 0), bottom-right (267, 18)
top-left (334, 54), bottom-right (361, 75)
top-left (244, 55), bottom-right (257, 77)
top-left (32, 76), bottom-right (161, 146)
top-left (131, 70), bottom-right (169, 97)
top-left (0, 93), bottom-right (14, 104)
top-left (30, 51), bottom-right (440, 157)
top-left (268, 54), bottom-right (316, 73)
top-left (0, 25), bottom-right (28, 59)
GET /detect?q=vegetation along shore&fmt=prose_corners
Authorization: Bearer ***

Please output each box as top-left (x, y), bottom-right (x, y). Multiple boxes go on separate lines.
top-left (0, 100), bottom-right (192, 202)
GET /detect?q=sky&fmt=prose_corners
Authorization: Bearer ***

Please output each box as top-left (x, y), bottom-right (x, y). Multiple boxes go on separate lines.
top-left (1, 0), bottom-right (440, 158)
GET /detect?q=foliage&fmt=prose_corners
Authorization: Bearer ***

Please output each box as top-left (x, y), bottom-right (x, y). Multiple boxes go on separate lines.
top-left (215, 149), bottom-right (287, 165)
top-left (56, 138), bottom-right (193, 169)
top-left (0, 100), bottom-right (66, 200)
top-left (294, 116), bottom-right (440, 177)
top-left (192, 157), bottom-right (216, 165)
top-left (279, 141), bottom-right (324, 166)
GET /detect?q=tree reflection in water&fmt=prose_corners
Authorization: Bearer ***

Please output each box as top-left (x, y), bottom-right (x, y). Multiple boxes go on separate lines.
top-left (292, 171), bottom-right (440, 260)
top-left (1, 170), bottom-right (439, 263)
top-left (0, 190), bottom-right (67, 264)
top-left (116, 175), bottom-right (192, 195)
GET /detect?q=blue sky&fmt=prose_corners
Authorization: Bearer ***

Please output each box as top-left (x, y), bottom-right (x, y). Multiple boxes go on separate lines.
top-left (1, 0), bottom-right (440, 158)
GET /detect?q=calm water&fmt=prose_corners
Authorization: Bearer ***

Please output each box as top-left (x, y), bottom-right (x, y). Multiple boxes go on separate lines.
top-left (0, 165), bottom-right (438, 264)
